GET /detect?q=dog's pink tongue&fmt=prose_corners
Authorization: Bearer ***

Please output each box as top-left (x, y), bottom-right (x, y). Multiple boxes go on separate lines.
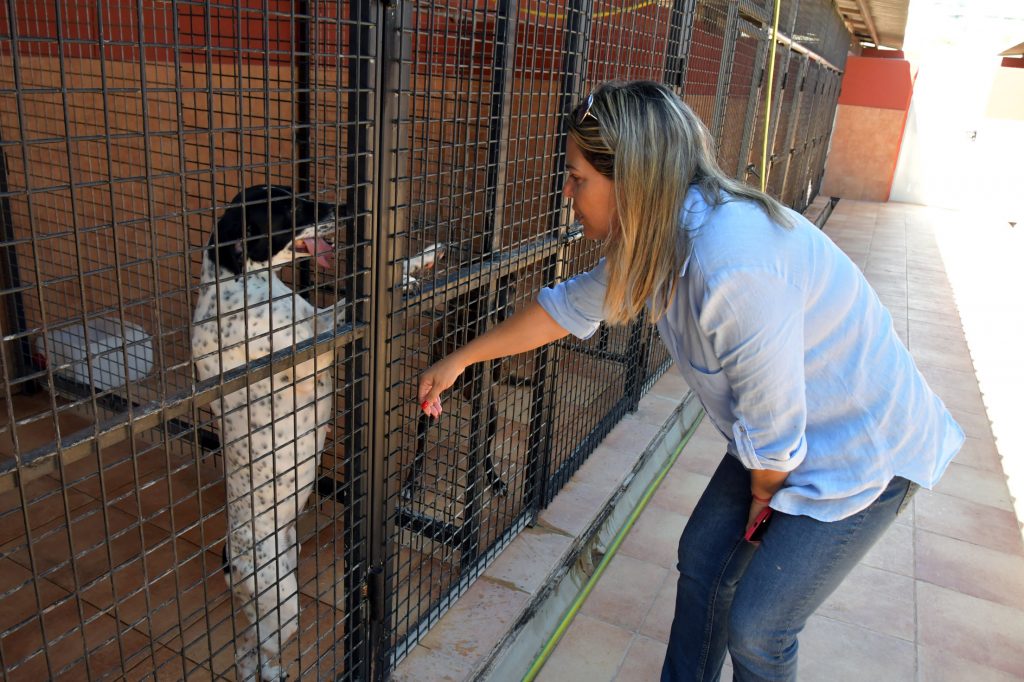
top-left (300, 238), bottom-right (334, 269)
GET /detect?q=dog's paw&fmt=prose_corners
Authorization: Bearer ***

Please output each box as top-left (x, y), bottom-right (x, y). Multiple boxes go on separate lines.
top-left (235, 651), bottom-right (260, 681)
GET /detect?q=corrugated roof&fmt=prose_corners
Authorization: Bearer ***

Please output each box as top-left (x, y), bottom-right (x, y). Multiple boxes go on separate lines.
top-left (834, 0), bottom-right (910, 49)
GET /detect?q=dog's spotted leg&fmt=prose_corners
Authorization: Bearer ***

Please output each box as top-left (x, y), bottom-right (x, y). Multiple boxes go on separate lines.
top-left (234, 627), bottom-right (261, 681)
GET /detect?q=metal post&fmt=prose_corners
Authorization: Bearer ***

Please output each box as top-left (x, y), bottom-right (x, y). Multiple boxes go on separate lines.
top-left (345, 0), bottom-right (379, 677)
top-left (526, 0), bottom-right (595, 512)
top-left (458, 0), bottom-right (518, 566)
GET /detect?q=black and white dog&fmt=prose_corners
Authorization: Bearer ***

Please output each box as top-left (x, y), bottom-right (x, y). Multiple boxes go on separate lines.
top-left (192, 185), bottom-right (441, 680)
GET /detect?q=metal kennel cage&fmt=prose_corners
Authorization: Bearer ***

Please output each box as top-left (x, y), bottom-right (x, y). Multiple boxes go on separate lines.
top-left (0, 0), bottom-right (849, 679)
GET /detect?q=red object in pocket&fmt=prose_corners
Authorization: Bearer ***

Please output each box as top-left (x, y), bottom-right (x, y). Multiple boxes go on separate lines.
top-left (744, 506), bottom-right (773, 543)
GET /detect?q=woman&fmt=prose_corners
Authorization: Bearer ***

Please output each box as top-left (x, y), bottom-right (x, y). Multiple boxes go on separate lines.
top-left (417, 80), bottom-right (963, 681)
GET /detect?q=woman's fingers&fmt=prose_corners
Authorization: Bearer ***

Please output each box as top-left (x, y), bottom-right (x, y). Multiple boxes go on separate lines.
top-left (418, 359), bottom-right (464, 417)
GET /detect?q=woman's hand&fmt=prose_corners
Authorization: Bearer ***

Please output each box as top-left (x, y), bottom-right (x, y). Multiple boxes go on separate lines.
top-left (417, 355), bottom-right (468, 419)
top-left (746, 496), bottom-right (771, 533)
top-left (415, 301), bottom-right (570, 419)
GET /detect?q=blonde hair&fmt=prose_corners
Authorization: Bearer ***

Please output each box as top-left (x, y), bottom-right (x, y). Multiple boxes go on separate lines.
top-left (567, 80), bottom-right (793, 325)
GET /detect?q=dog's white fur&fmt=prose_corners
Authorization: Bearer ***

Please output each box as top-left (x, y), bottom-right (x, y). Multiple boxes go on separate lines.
top-left (193, 211), bottom-right (340, 680)
top-left (192, 186), bottom-right (443, 680)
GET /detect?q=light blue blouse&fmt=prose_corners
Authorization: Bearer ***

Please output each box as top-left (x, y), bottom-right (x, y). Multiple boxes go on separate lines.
top-left (538, 186), bottom-right (964, 521)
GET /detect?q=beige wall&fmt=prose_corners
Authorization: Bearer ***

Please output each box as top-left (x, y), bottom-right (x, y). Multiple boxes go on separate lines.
top-left (820, 104), bottom-right (908, 201)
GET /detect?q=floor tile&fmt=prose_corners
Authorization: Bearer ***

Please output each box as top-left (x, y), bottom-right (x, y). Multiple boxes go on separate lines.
top-left (0, 475), bottom-right (95, 548)
top-left (915, 489), bottom-right (1022, 554)
top-left (932, 461), bottom-right (1014, 511)
top-left (638, 573), bottom-right (676, 643)
top-left (951, 435), bottom-right (1003, 472)
top-left (614, 635), bottom-right (667, 682)
top-left (575, 420), bottom-right (661, 491)
top-left (580, 553), bottom-right (669, 631)
top-left (536, 614), bottom-right (632, 682)
top-left (673, 427), bottom-right (726, 478)
top-left (617, 504), bottom-right (688, 570)
top-left (633, 393), bottom-right (683, 427)
top-left (917, 645), bottom-right (1021, 682)
top-left (917, 581), bottom-right (1024, 677)
top-left (818, 563), bottom-right (916, 641)
top-left (947, 407), bottom-right (997, 441)
top-left (537, 480), bottom-right (613, 537)
top-left (650, 468), bottom-right (710, 517)
top-left (861, 521), bottom-right (914, 576)
top-left (391, 644), bottom-right (475, 682)
top-left (797, 615), bottom-right (917, 682)
top-left (915, 529), bottom-right (1024, 609)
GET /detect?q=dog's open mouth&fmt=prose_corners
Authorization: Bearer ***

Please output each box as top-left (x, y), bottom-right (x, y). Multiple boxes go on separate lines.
top-left (294, 236), bottom-right (335, 269)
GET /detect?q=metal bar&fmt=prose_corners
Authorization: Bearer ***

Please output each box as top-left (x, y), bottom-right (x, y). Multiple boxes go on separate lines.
top-left (0, 324), bottom-right (365, 492)
top-left (400, 229), bottom-right (580, 311)
top-left (342, 0), bottom-right (379, 675)
top-left (763, 3), bottom-right (798, 189)
top-left (768, 19), bottom-right (843, 73)
top-left (527, 0), bottom-right (594, 513)
top-left (710, 0), bottom-right (741, 148)
top-left (366, 0), bottom-right (399, 675)
top-left (778, 54), bottom-right (810, 204)
top-left (664, 0), bottom-right (698, 87)
top-left (852, 0), bottom-right (880, 47)
top-left (457, 0), bottom-right (518, 568)
top-left (736, 22), bottom-right (770, 179)
top-left (0, 130), bottom-right (32, 383)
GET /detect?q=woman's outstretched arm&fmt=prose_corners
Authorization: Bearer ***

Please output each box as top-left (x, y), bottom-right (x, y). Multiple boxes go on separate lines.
top-left (417, 300), bottom-right (569, 416)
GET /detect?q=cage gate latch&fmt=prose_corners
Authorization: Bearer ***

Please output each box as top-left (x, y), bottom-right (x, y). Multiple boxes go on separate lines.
top-left (363, 565), bottom-right (386, 624)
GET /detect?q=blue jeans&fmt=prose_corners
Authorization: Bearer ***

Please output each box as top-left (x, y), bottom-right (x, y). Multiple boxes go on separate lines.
top-left (661, 454), bottom-right (915, 682)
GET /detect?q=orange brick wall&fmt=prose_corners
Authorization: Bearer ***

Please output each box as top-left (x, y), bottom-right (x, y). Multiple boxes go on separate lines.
top-left (820, 56), bottom-right (915, 202)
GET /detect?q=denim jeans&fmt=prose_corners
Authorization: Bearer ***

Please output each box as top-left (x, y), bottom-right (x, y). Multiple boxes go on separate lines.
top-left (660, 454), bottom-right (916, 682)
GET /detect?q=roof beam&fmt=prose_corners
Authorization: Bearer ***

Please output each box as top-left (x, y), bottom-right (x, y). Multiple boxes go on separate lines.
top-left (853, 0), bottom-right (881, 46)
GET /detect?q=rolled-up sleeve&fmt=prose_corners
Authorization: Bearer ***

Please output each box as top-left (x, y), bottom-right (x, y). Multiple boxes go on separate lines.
top-left (699, 268), bottom-right (807, 471)
top-left (536, 258), bottom-right (608, 340)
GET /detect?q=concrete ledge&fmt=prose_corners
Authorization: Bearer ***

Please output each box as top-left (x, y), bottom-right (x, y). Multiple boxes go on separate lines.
top-left (391, 371), bottom-right (701, 682)
top-left (804, 195), bottom-right (838, 228)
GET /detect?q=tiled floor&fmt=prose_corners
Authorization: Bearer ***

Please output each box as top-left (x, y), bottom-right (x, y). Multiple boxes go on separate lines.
top-left (537, 200), bottom-right (1024, 682)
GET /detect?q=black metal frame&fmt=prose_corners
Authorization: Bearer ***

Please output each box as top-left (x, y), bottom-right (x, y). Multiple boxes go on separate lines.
top-left (0, 0), bottom-right (851, 679)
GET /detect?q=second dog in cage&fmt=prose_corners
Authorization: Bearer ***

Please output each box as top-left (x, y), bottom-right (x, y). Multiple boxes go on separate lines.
top-left (192, 185), bottom-right (442, 680)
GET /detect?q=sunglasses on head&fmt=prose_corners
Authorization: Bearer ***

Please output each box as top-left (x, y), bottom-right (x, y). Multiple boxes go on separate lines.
top-left (577, 92), bottom-right (598, 125)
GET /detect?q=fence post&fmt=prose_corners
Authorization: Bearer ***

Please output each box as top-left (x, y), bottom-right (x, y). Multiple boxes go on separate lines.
top-left (665, 0), bottom-right (698, 87)
top-left (341, 0), bottom-right (387, 677)
top-left (525, 0), bottom-right (595, 513)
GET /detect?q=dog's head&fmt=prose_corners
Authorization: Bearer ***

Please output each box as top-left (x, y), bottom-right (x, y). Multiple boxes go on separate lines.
top-left (209, 185), bottom-right (338, 275)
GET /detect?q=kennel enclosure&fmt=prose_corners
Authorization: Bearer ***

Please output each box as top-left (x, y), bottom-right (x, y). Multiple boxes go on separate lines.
top-left (0, 0), bottom-right (849, 679)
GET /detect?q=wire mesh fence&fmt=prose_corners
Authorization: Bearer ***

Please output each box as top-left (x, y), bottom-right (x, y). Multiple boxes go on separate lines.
top-left (0, 0), bottom-right (849, 679)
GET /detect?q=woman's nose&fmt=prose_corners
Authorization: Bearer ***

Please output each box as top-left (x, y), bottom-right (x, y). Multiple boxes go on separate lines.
top-left (562, 179), bottom-right (573, 199)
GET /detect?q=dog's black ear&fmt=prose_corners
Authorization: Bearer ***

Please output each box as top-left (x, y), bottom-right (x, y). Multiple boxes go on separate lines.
top-left (209, 185), bottom-right (295, 274)
top-left (209, 197), bottom-right (248, 275)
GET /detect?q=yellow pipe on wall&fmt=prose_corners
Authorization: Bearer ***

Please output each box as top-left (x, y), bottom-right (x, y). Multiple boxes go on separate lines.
top-left (760, 0), bottom-right (784, 192)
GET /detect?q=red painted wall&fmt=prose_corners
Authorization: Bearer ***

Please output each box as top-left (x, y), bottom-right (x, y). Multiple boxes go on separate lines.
top-left (838, 55), bottom-right (915, 111)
